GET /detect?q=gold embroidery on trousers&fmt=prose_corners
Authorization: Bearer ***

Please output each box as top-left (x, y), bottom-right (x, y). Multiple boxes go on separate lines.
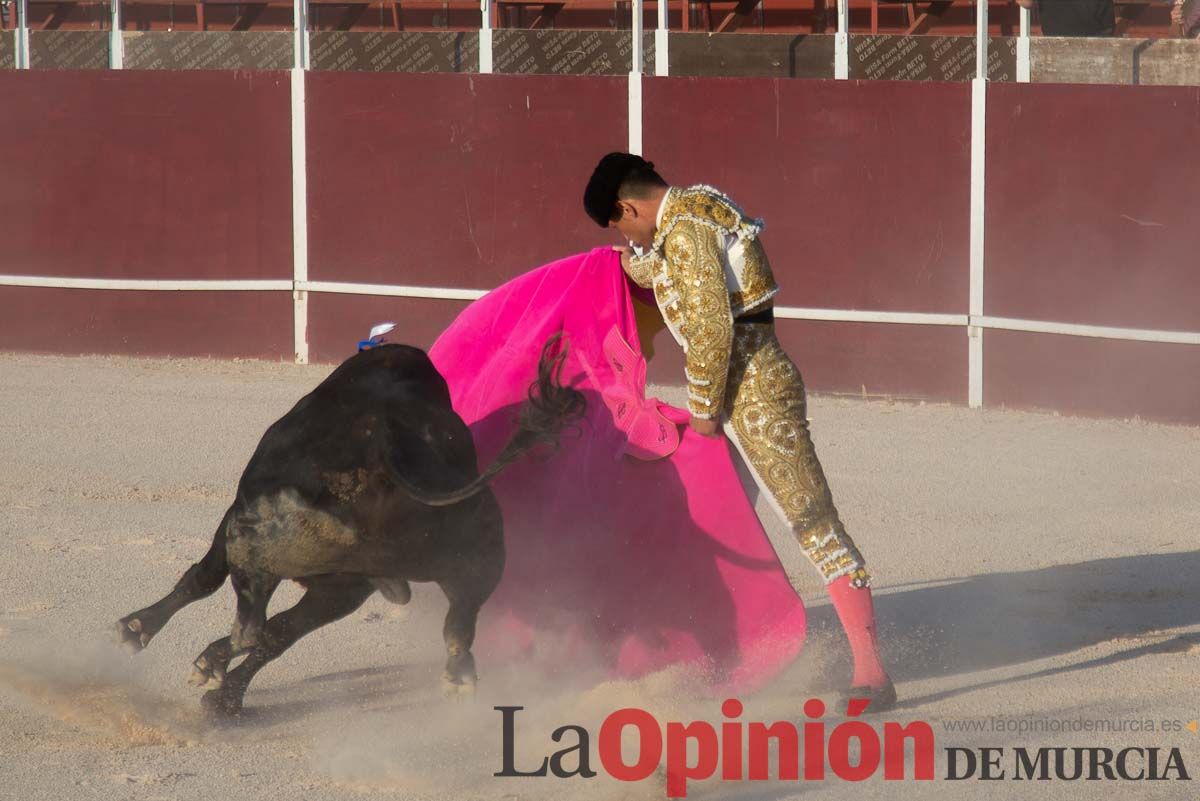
top-left (724, 326), bottom-right (870, 588)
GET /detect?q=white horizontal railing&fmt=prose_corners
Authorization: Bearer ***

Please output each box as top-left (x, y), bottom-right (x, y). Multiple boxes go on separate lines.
top-left (974, 315), bottom-right (1200, 346)
top-left (773, 308), bottom-right (967, 327)
top-left (3, 271), bottom-right (1198, 349)
top-left (297, 280), bottom-right (488, 301)
top-left (0, 275), bottom-right (292, 291)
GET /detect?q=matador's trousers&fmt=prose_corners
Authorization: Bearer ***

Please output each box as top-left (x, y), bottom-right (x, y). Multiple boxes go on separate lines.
top-left (722, 321), bottom-right (871, 588)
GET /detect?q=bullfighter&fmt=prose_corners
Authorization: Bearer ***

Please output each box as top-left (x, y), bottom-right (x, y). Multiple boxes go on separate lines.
top-left (584, 152), bottom-right (896, 709)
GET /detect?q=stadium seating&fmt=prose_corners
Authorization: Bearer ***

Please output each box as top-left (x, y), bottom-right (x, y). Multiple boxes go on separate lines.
top-left (0, 0), bottom-right (1181, 37)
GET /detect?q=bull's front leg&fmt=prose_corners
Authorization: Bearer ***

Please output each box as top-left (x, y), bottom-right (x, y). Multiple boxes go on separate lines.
top-left (200, 575), bottom-right (374, 717)
top-left (189, 636), bottom-right (234, 689)
top-left (229, 571), bottom-right (280, 653)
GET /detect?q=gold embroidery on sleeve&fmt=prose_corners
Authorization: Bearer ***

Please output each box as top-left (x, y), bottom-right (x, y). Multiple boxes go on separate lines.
top-left (664, 220), bottom-right (734, 419)
top-left (626, 250), bottom-right (662, 289)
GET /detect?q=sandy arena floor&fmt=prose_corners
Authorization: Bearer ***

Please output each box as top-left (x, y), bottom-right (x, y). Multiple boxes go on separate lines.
top-left (1, 352), bottom-right (1197, 801)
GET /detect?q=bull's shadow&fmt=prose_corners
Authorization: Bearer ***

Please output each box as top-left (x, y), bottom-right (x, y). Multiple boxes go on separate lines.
top-left (818, 550), bottom-right (1200, 709)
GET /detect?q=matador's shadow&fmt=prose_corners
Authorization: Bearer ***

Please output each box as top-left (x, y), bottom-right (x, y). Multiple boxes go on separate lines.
top-left (857, 550), bottom-right (1200, 709)
top-left (703, 378), bottom-right (1200, 707)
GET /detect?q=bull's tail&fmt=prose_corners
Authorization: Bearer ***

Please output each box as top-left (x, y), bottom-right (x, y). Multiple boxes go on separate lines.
top-left (385, 334), bottom-right (586, 507)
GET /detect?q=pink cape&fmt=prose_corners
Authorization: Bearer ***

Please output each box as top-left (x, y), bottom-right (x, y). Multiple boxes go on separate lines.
top-left (428, 248), bottom-right (806, 692)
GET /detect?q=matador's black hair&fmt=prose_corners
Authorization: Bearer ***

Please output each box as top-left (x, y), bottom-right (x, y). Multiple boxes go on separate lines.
top-left (583, 152), bottom-right (667, 227)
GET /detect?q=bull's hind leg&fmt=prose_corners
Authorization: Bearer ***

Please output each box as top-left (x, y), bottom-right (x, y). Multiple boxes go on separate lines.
top-left (437, 500), bottom-right (505, 697)
top-left (439, 589), bottom-right (483, 696)
top-left (201, 574), bottom-right (374, 717)
top-left (116, 510), bottom-right (232, 651)
top-left (438, 564), bottom-right (503, 697)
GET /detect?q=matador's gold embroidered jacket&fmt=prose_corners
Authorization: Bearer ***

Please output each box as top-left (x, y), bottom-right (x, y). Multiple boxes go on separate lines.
top-left (625, 185), bottom-right (779, 419)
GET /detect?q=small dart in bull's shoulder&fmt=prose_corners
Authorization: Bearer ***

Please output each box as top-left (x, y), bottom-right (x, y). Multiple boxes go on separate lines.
top-left (357, 321), bottom-right (397, 352)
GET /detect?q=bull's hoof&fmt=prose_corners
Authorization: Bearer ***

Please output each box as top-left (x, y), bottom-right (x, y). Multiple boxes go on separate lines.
top-left (441, 674), bottom-right (477, 700)
top-left (200, 688), bottom-right (243, 718)
top-left (114, 616), bottom-right (153, 652)
top-left (189, 655), bottom-right (226, 689)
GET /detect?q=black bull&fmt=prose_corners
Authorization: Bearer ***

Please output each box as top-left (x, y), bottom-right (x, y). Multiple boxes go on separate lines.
top-left (116, 337), bottom-right (585, 716)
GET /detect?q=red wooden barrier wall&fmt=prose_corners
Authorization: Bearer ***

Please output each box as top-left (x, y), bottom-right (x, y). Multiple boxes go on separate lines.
top-left (304, 72), bottom-right (627, 361)
top-left (642, 77), bottom-right (972, 402)
top-left (1, 71), bottom-right (1197, 423)
top-left (0, 70), bottom-right (293, 358)
top-left (984, 83), bottom-right (1200, 421)
top-left (0, 288), bottom-right (294, 358)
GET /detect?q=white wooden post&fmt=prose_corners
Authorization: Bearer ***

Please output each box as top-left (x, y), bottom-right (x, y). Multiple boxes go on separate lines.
top-left (834, 0), bottom-right (849, 79)
top-left (15, 0), bottom-right (29, 69)
top-left (1017, 4), bottom-right (1031, 82)
top-left (654, 0), bottom-right (668, 76)
top-left (968, 0), bottom-right (988, 407)
top-left (108, 0), bottom-right (123, 67)
top-left (291, 0), bottom-right (311, 363)
top-left (293, 0), bottom-right (309, 69)
top-left (629, 0), bottom-right (644, 154)
top-left (632, 0), bottom-right (644, 73)
top-left (480, 0), bottom-right (493, 73)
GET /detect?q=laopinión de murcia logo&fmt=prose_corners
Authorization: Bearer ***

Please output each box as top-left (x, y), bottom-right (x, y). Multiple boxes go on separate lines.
top-left (494, 700), bottom-right (1192, 797)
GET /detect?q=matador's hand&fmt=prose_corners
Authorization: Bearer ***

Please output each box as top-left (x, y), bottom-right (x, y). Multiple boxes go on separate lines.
top-left (690, 416), bottom-right (721, 438)
top-left (612, 245), bottom-right (632, 272)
